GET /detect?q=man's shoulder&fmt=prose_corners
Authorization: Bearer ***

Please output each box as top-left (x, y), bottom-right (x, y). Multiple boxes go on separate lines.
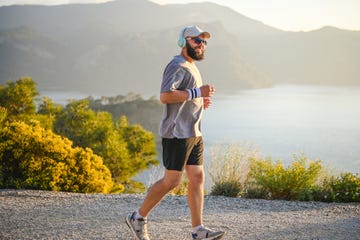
top-left (168, 55), bottom-right (184, 66)
top-left (168, 55), bottom-right (194, 72)
top-left (165, 55), bottom-right (188, 73)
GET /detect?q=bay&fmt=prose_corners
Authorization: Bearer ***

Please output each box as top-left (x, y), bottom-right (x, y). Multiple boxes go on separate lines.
top-left (202, 85), bottom-right (360, 174)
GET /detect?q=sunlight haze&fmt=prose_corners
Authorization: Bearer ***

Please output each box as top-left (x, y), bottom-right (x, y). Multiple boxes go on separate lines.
top-left (0, 0), bottom-right (359, 31)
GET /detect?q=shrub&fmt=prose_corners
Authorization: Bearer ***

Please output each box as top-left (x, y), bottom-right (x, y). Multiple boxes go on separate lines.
top-left (299, 172), bottom-right (360, 202)
top-left (110, 183), bottom-right (126, 194)
top-left (1, 79), bottom-right (159, 193)
top-left (208, 142), bottom-right (259, 197)
top-left (248, 154), bottom-right (323, 200)
top-left (0, 107), bottom-right (7, 126)
top-left (211, 180), bottom-right (242, 197)
top-left (0, 121), bottom-right (113, 193)
top-left (298, 185), bottom-right (335, 202)
top-left (123, 180), bottom-right (146, 194)
top-left (330, 172), bottom-right (360, 202)
top-left (206, 141), bottom-right (358, 202)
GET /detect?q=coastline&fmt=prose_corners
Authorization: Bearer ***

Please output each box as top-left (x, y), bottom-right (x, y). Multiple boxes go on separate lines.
top-left (1, 190), bottom-right (359, 239)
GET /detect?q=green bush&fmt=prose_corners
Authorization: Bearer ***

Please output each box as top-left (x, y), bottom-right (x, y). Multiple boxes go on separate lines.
top-left (247, 154), bottom-right (323, 200)
top-left (298, 185), bottom-right (335, 202)
top-left (0, 121), bottom-right (113, 193)
top-left (299, 172), bottom-right (360, 202)
top-left (123, 180), bottom-right (146, 194)
top-left (330, 172), bottom-right (360, 202)
top-left (211, 180), bottom-right (242, 197)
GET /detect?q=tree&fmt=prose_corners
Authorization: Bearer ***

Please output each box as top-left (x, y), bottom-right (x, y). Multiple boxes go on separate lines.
top-left (0, 77), bottom-right (38, 121)
top-left (0, 121), bottom-right (113, 193)
top-left (116, 116), bottom-right (158, 177)
top-left (54, 99), bottom-right (114, 149)
top-left (0, 107), bottom-right (7, 128)
top-left (36, 96), bottom-right (63, 129)
top-left (54, 99), bottom-right (158, 185)
top-left (37, 97), bottom-right (63, 116)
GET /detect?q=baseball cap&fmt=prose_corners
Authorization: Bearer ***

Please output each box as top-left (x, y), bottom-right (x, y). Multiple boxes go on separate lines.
top-left (183, 25), bottom-right (211, 39)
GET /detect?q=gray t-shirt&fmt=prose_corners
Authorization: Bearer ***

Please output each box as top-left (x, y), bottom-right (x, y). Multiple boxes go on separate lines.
top-left (159, 55), bottom-right (204, 138)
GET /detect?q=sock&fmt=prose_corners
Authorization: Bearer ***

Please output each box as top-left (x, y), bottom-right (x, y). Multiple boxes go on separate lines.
top-left (192, 224), bottom-right (204, 233)
top-left (134, 210), bottom-right (144, 219)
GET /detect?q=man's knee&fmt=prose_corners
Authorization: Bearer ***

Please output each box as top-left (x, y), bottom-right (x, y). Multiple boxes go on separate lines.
top-left (161, 170), bottom-right (183, 190)
top-left (187, 168), bottom-right (205, 185)
top-left (160, 177), bottom-right (181, 191)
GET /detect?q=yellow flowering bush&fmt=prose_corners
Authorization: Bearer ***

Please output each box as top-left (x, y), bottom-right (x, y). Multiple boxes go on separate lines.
top-left (247, 154), bottom-right (323, 200)
top-left (0, 121), bottom-right (113, 193)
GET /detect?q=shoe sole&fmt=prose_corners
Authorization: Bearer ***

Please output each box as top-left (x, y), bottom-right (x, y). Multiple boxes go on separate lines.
top-left (125, 214), bottom-right (141, 240)
top-left (204, 232), bottom-right (225, 240)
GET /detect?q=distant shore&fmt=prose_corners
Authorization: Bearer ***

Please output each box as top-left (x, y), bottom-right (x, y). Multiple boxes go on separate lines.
top-left (1, 190), bottom-right (359, 240)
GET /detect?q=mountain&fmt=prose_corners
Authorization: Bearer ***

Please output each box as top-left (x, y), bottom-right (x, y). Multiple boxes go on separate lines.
top-left (0, 0), bottom-right (359, 96)
top-left (237, 26), bottom-right (360, 85)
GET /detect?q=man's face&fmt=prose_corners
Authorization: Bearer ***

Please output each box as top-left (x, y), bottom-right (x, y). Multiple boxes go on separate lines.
top-left (186, 36), bottom-right (207, 61)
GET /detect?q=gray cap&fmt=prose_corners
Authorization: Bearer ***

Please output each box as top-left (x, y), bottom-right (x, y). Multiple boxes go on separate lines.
top-left (183, 25), bottom-right (210, 39)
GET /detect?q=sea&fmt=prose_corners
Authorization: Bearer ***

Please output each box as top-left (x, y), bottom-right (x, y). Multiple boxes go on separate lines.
top-left (202, 84), bottom-right (360, 174)
top-left (41, 84), bottom-right (360, 175)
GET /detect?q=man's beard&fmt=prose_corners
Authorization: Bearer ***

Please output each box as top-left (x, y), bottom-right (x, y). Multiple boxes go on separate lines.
top-left (186, 42), bottom-right (205, 61)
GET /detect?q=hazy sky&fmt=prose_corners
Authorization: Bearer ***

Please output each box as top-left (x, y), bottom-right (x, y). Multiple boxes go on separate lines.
top-left (1, 0), bottom-right (359, 31)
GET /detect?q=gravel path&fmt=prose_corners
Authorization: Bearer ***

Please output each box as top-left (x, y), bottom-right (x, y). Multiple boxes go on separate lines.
top-left (1, 190), bottom-right (359, 240)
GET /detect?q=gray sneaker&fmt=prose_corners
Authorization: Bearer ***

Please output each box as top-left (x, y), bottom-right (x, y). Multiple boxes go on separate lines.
top-left (192, 226), bottom-right (225, 240)
top-left (125, 212), bottom-right (150, 240)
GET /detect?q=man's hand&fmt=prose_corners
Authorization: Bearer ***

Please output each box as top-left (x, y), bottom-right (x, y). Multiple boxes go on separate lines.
top-left (203, 97), bottom-right (212, 110)
top-left (200, 84), bottom-right (215, 97)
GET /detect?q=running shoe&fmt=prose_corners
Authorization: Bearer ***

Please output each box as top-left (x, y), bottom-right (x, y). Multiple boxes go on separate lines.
top-left (192, 226), bottom-right (225, 240)
top-left (125, 212), bottom-right (150, 240)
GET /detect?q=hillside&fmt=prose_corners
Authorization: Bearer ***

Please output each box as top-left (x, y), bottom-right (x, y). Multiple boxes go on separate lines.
top-left (0, 0), bottom-right (359, 96)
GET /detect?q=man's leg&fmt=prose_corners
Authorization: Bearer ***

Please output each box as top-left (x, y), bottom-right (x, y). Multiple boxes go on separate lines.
top-left (139, 169), bottom-right (183, 217)
top-left (126, 165), bottom-right (183, 240)
top-left (186, 165), bottom-right (226, 239)
top-left (185, 165), bottom-right (205, 227)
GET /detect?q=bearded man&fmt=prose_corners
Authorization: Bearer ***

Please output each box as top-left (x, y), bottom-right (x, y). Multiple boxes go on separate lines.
top-left (126, 25), bottom-right (225, 240)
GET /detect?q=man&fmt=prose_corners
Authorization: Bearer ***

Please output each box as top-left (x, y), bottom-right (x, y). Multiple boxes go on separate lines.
top-left (126, 25), bottom-right (225, 240)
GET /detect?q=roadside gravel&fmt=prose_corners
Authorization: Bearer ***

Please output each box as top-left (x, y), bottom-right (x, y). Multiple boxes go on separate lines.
top-left (1, 190), bottom-right (359, 240)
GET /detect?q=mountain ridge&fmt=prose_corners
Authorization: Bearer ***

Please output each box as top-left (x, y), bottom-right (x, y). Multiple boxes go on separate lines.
top-left (0, 0), bottom-right (359, 96)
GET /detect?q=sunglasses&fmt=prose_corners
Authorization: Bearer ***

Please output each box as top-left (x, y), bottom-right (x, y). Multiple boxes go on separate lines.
top-left (189, 37), bottom-right (207, 46)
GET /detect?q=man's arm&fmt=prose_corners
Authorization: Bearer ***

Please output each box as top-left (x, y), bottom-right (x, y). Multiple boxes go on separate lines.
top-left (160, 90), bottom-right (189, 104)
top-left (160, 85), bottom-right (215, 104)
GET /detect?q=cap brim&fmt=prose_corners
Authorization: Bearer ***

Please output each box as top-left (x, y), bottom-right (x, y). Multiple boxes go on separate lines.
top-left (199, 32), bottom-right (210, 39)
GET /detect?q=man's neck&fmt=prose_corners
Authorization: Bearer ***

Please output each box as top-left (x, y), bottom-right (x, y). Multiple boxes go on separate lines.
top-left (181, 48), bottom-right (194, 63)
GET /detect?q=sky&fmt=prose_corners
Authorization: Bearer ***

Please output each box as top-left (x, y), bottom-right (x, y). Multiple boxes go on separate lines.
top-left (0, 0), bottom-right (359, 31)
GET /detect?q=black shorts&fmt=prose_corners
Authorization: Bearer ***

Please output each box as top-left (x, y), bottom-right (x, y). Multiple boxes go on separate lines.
top-left (162, 137), bottom-right (204, 171)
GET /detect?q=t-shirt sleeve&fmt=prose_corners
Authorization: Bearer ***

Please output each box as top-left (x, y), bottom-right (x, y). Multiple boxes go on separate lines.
top-left (161, 65), bottom-right (186, 93)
